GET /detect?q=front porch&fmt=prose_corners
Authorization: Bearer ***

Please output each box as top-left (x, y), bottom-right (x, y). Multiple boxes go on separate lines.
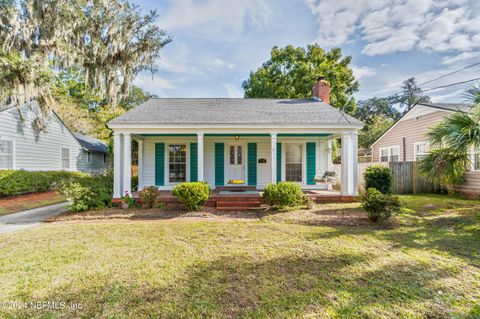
top-left (112, 130), bottom-right (359, 204)
top-left (130, 187), bottom-right (357, 210)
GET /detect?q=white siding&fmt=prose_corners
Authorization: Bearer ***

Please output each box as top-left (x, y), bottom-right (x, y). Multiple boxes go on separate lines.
top-left (0, 102), bottom-right (106, 173)
top-left (141, 136), bottom-right (329, 190)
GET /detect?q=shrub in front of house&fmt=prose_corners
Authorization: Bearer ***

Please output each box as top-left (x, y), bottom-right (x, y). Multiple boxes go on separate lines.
top-left (263, 182), bottom-right (304, 208)
top-left (172, 182), bottom-right (211, 211)
top-left (139, 186), bottom-right (161, 209)
top-left (0, 170), bottom-right (87, 197)
top-left (60, 173), bottom-right (113, 212)
top-left (361, 188), bottom-right (401, 222)
top-left (364, 165), bottom-right (393, 194)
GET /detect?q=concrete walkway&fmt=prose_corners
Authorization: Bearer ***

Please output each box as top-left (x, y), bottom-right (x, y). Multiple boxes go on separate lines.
top-left (0, 202), bottom-right (67, 234)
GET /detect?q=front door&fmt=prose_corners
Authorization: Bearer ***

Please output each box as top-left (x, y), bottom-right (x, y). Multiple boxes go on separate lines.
top-left (226, 144), bottom-right (245, 184)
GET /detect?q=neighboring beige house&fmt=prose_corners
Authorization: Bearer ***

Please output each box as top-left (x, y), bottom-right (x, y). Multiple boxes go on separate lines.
top-left (371, 102), bottom-right (480, 198)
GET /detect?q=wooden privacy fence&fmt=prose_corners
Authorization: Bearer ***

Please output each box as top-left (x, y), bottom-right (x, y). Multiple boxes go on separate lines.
top-left (334, 161), bottom-right (439, 194)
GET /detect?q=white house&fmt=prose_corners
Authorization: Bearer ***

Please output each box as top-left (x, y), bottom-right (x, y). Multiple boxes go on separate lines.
top-left (0, 100), bottom-right (108, 173)
top-left (107, 79), bottom-right (363, 198)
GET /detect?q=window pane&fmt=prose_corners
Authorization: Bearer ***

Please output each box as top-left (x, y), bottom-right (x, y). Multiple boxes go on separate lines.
top-left (169, 144), bottom-right (186, 183)
top-left (286, 163), bottom-right (302, 182)
top-left (0, 155), bottom-right (13, 169)
top-left (237, 146), bottom-right (242, 165)
top-left (0, 140), bottom-right (13, 155)
top-left (230, 146), bottom-right (235, 165)
top-left (286, 144), bottom-right (302, 163)
top-left (61, 148), bottom-right (70, 169)
top-left (285, 144), bottom-right (302, 182)
top-left (390, 155), bottom-right (399, 162)
top-left (380, 156), bottom-right (388, 163)
top-left (391, 147), bottom-right (399, 156)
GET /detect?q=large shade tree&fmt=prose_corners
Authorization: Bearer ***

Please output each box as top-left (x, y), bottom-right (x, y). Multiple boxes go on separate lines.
top-left (242, 45), bottom-right (359, 113)
top-left (0, 0), bottom-right (171, 116)
top-left (418, 84), bottom-right (480, 186)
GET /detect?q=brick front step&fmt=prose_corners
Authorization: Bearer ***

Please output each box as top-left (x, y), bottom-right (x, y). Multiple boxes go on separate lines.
top-left (216, 206), bottom-right (261, 211)
top-left (211, 196), bottom-right (261, 202)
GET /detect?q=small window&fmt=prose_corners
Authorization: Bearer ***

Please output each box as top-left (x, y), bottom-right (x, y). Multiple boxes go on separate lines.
top-left (414, 142), bottom-right (429, 161)
top-left (61, 148), bottom-right (70, 170)
top-left (103, 153), bottom-right (107, 164)
top-left (0, 139), bottom-right (14, 170)
top-left (229, 145), bottom-right (243, 165)
top-left (379, 146), bottom-right (400, 162)
top-left (86, 151), bottom-right (92, 163)
top-left (169, 144), bottom-right (186, 183)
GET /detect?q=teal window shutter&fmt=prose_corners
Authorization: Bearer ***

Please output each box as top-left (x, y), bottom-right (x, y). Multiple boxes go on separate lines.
top-left (190, 143), bottom-right (198, 182)
top-left (155, 143), bottom-right (165, 186)
top-left (306, 142), bottom-right (316, 185)
top-left (248, 143), bottom-right (257, 186)
top-left (215, 143), bottom-right (224, 186)
top-left (276, 143), bottom-right (282, 183)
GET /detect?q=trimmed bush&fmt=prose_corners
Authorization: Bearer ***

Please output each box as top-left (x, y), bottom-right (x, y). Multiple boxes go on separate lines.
top-left (0, 170), bottom-right (87, 197)
top-left (139, 186), bottom-right (160, 209)
top-left (263, 182), bottom-right (304, 208)
top-left (364, 165), bottom-right (393, 194)
top-left (60, 173), bottom-right (113, 212)
top-left (361, 188), bottom-right (401, 222)
top-left (172, 182), bottom-right (211, 211)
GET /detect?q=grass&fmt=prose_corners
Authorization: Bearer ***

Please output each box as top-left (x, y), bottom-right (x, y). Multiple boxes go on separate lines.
top-left (0, 192), bottom-right (65, 216)
top-left (0, 194), bottom-right (479, 318)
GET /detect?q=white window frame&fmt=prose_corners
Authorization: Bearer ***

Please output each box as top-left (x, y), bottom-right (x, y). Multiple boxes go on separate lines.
top-left (0, 138), bottom-right (15, 170)
top-left (281, 141), bottom-right (306, 185)
top-left (86, 150), bottom-right (92, 163)
top-left (379, 145), bottom-right (400, 163)
top-left (61, 147), bottom-right (71, 170)
top-left (413, 141), bottom-right (429, 161)
top-left (471, 148), bottom-right (480, 171)
top-left (166, 144), bottom-right (189, 185)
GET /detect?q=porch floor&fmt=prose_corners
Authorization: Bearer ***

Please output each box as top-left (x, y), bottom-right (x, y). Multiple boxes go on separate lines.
top-left (130, 188), bottom-right (357, 210)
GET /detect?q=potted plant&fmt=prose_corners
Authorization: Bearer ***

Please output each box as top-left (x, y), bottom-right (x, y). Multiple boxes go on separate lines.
top-left (314, 171), bottom-right (337, 190)
top-left (120, 191), bottom-right (135, 209)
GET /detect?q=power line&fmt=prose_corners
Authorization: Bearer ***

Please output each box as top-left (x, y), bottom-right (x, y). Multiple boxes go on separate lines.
top-left (422, 77), bottom-right (480, 92)
top-left (418, 60), bottom-right (480, 86)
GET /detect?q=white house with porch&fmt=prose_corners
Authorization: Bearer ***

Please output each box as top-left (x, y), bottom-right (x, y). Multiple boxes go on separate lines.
top-left (108, 79), bottom-right (363, 200)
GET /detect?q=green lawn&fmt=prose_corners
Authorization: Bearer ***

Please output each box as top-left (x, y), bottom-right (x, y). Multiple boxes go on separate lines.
top-left (0, 195), bottom-right (479, 318)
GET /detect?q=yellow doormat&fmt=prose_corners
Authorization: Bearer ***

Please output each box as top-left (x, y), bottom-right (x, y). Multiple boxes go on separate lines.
top-left (228, 180), bottom-right (245, 184)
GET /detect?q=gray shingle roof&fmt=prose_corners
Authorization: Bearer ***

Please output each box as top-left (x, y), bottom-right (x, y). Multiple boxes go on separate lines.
top-left (418, 103), bottom-right (472, 112)
top-left (74, 133), bottom-right (108, 153)
top-left (108, 98), bottom-right (363, 126)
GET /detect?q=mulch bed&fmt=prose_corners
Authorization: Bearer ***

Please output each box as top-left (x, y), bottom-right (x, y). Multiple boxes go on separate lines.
top-left (0, 191), bottom-right (62, 212)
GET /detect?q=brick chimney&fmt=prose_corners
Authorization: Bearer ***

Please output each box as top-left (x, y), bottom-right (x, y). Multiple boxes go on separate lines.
top-left (312, 76), bottom-right (330, 104)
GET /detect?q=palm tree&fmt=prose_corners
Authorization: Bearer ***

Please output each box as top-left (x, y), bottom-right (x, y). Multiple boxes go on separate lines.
top-left (418, 85), bottom-right (480, 187)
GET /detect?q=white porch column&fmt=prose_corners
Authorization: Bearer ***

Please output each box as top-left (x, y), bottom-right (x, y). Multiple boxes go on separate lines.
top-left (137, 139), bottom-right (144, 190)
top-left (113, 132), bottom-right (122, 198)
top-left (352, 132), bottom-right (359, 195)
top-left (327, 139), bottom-right (334, 171)
top-left (271, 132), bottom-right (277, 183)
top-left (123, 133), bottom-right (132, 195)
top-left (341, 132), bottom-right (353, 195)
top-left (197, 132), bottom-right (204, 181)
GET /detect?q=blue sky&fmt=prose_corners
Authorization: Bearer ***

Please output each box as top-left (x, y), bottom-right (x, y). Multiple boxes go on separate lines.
top-left (133, 0), bottom-right (480, 103)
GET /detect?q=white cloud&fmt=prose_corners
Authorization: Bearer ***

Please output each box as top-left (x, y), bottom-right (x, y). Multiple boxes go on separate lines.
top-left (351, 65), bottom-right (376, 80)
top-left (134, 74), bottom-right (177, 97)
top-left (158, 0), bottom-right (272, 36)
top-left (223, 84), bottom-right (243, 98)
top-left (306, 0), bottom-right (480, 56)
top-left (207, 58), bottom-right (236, 70)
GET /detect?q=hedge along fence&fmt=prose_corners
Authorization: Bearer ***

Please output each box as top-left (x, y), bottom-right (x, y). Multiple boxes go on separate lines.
top-left (0, 170), bottom-right (88, 197)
